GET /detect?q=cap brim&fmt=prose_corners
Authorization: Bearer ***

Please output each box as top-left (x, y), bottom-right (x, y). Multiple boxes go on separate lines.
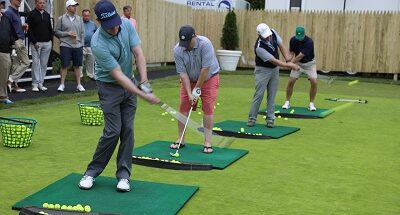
top-left (179, 40), bottom-right (191, 48)
top-left (260, 30), bottom-right (272, 39)
top-left (101, 15), bottom-right (122, 30)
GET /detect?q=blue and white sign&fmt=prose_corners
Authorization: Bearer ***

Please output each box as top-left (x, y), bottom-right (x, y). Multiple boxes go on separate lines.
top-left (186, 0), bottom-right (232, 10)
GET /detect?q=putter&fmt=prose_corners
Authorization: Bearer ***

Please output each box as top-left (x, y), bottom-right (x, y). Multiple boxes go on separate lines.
top-left (159, 101), bottom-right (235, 148)
top-left (325, 98), bottom-right (368, 104)
top-left (170, 105), bottom-right (194, 157)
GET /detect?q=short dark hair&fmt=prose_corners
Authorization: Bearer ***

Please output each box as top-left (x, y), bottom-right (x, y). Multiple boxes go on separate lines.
top-left (82, 9), bottom-right (90, 14)
top-left (123, 5), bottom-right (132, 11)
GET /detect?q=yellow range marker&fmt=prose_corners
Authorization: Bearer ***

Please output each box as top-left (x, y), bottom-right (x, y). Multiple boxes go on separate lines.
top-left (331, 102), bottom-right (354, 112)
top-left (348, 80), bottom-right (359, 86)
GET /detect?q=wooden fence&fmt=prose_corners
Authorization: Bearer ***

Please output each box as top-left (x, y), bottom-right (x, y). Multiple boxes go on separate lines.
top-left (53, 0), bottom-right (400, 74)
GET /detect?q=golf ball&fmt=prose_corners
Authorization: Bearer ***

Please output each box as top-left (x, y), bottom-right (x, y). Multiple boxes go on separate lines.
top-left (171, 118), bottom-right (175, 121)
top-left (284, 118), bottom-right (288, 121)
top-left (217, 102), bottom-right (220, 106)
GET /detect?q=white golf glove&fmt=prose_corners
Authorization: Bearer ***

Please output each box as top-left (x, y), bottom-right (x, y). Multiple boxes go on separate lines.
top-left (139, 80), bottom-right (153, 94)
top-left (192, 87), bottom-right (201, 100)
top-left (11, 49), bottom-right (17, 58)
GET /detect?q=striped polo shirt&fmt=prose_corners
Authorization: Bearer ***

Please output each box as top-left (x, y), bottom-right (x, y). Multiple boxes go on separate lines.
top-left (173, 36), bottom-right (220, 82)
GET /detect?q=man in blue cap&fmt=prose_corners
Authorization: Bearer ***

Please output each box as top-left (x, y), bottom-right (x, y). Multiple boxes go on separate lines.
top-left (282, 26), bottom-right (318, 111)
top-left (79, 0), bottom-right (160, 192)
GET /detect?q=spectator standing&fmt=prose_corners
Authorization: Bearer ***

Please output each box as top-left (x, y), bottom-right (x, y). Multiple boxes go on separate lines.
top-left (27, 0), bottom-right (53, 92)
top-left (0, 11), bottom-right (17, 104)
top-left (54, 0), bottom-right (85, 92)
top-left (82, 9), bottom-right (96, 80)
top-left (121, 5), bottom-right (137, 29)
top-left (5, 0), bottom-right (30, 93)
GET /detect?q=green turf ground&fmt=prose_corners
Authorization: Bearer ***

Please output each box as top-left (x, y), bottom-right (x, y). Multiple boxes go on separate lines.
top-left (0, 73), bottom-right (399, 215)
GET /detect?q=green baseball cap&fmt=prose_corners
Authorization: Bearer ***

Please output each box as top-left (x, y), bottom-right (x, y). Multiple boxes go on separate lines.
top-left (295, 26), bottom-right (305, 41)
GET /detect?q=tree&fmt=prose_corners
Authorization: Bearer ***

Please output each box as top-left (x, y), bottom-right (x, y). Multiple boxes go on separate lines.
top-left (220, 10), bottom-right (239, 50)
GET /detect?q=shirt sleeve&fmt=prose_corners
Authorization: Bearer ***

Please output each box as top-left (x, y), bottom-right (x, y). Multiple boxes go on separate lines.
top-left (92, 43), bottom-right (120, 72)
top-left (174, 47), bottom-right (186, 74)
top-left (272, 29), bottom-right (283, 45)
top-left (26, 12), bottom-right (37, 44)
top-left (54, 16), bottom-right (68, 38)
top-left (289, 37), bottom-right (294, 52)
top-left (126, 21), bottom-right (141, 48)
top-left (200, 39), bottom-right (215, 68)
top-left (256, 47), bottom-right (275, 62)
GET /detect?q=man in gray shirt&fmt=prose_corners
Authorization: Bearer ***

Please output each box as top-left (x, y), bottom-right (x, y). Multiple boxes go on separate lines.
top-left (247, 23), bottom-right (298, 128)
top-left (172, 25), bottom-right (220, 154)
top-left (54, 0), bottom-right (85, 92)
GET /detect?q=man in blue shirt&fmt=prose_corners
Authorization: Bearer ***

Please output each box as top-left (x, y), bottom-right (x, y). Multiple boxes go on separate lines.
top-left (0, 11), bottom-right (17, 104)
top-left (82, 9), bottom-right (97, 80)
top-left (282, 26), bottom-right (318, 111)
top-left (79, 0), bottom-right (160, 192)
top-left (5, 0), bottom-right (30, 93)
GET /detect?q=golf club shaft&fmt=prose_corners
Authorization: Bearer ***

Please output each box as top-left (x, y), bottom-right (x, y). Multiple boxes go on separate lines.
top-left (159, 102), bottom-right (235, 147)
top-left (174, 106), bottom-right (194, 153)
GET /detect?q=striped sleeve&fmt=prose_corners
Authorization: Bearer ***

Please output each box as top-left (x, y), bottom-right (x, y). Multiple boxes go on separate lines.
top-left (200, 39), bottom-right (215, 68)
top-left (174, 45), bottom-right (186, 74)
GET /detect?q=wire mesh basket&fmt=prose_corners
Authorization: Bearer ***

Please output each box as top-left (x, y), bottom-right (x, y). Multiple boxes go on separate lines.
top-left (0, 117), bottom-right (37, 148)
top-left (78, 101), bottom-right (104, 126)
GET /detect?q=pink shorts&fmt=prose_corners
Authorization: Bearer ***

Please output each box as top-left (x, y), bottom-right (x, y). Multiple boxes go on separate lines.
top-left (180, 74), bottom-right (220, 115)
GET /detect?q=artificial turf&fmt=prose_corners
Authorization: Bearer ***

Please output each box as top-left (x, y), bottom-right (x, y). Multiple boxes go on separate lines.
top-left (0, 73), bottom-right (399, 215)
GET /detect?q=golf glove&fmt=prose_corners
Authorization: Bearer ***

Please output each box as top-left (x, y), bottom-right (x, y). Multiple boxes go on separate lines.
top-left (139, 80), bottom-right (153, 94)
top-left (192, 87), bottom-right (201, 100)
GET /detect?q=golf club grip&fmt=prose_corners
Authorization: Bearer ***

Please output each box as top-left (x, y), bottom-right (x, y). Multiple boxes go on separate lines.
top-left (0, 117), bottom-right (31, 125)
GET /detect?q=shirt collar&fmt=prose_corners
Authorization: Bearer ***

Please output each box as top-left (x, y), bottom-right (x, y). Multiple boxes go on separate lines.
top-left (100, 25), bottom-right (121, 39)
top-left (66, 13), bottom-right (75, 19)
top-left (9, 6), bottom-right (18, 13)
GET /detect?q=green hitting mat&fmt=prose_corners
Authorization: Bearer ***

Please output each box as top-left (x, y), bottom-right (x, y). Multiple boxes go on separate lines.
top-left (259, 105), bottom-right (334, 119)
top-left (213, 120), bottom-right (300, 139)
top-left (132, 140), bottom-right (248, 170)
top-left (12, 173), bottom-right (198, 215)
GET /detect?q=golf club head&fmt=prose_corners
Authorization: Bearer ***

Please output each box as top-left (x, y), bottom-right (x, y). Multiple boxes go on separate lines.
top-left (170, 152), bottom-right (179, 157)
top-left (327, 76), bottom-right (337, 85)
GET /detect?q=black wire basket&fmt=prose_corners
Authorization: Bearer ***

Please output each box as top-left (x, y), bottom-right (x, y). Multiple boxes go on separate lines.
top-left (0, 117), bottom-right (37, 148)
top-left (78, 101), bottom-right (104, 126)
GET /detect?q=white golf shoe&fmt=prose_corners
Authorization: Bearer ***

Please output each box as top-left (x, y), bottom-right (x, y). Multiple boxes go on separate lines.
top-left (282, 101), bottom-right (290, 109)
top-left (117, 179), bottom-right (130, 192)
top-left (57, 84), bottom-right (65, 92)
top-left (309, 102), bottom-right (317, 111)
top-left (79, 175), bottom-right (94, 190)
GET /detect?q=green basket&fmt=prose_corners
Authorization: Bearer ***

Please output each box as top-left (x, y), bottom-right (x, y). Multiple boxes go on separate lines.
top-left (0, 117), bottom-right (37, 148)
top-left (78, 101), bottom-right (104, 126)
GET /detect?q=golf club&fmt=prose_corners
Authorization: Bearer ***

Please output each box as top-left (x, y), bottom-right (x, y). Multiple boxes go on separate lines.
top-left (170, 105), bottom-right (194, 157)
top-left (159, 101), bottom-right (235, 148)
top-left (318, 74), bottom-right (337, 85)
top-left (325, 98), bottom-right (368, 104)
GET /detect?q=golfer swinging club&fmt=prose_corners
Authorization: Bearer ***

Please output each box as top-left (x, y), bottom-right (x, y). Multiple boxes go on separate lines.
top-left (79, 0), bottom-right (160, 192)
top-left (171, 25), bottom-right (220, 154)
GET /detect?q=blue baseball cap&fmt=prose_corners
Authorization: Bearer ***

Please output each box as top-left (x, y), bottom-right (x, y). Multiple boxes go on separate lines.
top-left (94, 0), bottom-right (122, 30)
top-left (179, 25), bottom-right (195, 48)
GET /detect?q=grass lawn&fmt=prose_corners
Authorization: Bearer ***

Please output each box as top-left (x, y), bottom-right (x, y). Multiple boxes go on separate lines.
top-left (0, 72), bottom-right (399, 215)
